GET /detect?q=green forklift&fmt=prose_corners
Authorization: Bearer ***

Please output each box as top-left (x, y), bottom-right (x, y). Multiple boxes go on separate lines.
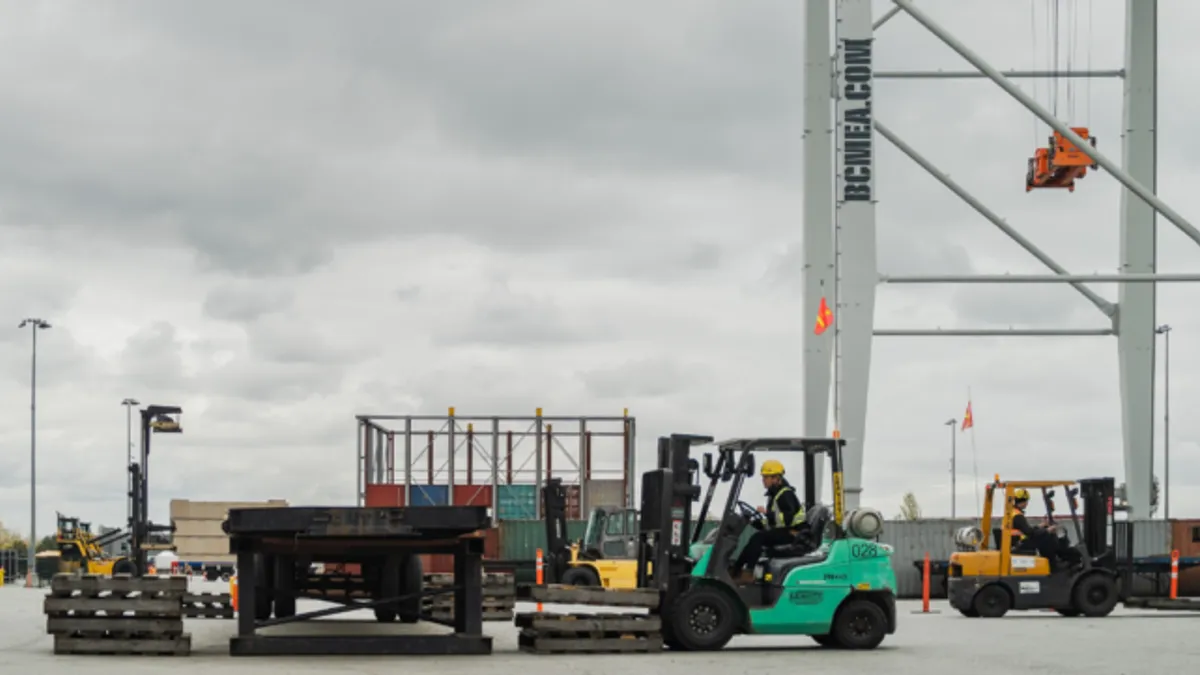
top-left (638, 434), bottom-right (897, 651)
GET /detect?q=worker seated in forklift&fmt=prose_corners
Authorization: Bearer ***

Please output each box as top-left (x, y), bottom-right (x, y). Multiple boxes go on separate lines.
top-left (1011, 489), bottom-right (1081, 571)
top-left (728, 459), bottom-right (809, 584)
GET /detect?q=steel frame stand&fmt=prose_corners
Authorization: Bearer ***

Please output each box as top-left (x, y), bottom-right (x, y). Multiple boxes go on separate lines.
top-left (804, 0), bottom-right (1186, 518)
top-left (227, 506), bottom-right (492, 656)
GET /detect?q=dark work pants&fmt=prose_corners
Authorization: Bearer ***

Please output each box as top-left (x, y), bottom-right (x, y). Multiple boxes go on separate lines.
top-left (1025, 530), bottom-right (1080, 566)
top-left (732, 528), bottom-right (796, 573)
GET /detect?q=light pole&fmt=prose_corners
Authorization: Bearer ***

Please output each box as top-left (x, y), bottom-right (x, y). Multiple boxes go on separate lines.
top-left (121, 398), bottom-right (140, 525)
top-left (1156, 324), bottom-right (1172, 519)
top-left (18, 317), bottom-right (51, 587)
top-left (945, 418), bottom-right (957, 518)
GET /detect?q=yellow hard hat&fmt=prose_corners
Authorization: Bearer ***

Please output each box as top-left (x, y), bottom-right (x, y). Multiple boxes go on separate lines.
top-left (1013, 488), bottom-right (1030, 501)
top-left (760, 459), bottom-right (785, 477)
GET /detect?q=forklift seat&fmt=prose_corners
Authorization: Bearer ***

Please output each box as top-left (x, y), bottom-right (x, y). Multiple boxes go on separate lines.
top-left (761, 505), bottom-right (832, 580)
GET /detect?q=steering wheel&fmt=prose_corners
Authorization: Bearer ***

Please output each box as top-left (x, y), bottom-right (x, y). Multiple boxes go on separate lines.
top-left (735, 501), bottom-right (766, 526)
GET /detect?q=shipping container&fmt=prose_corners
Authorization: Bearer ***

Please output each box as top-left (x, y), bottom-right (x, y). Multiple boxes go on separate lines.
top-left (173, 534), bottom-right (231, 557)
top-left (172, 518), bottom-right (227, 538)
top-left (497, 485), bottom-right (538, 520)
top-left (424, 529), bottom-right (502, 576)
top-left (169, 499), bottom-right (288, 521)
top-left (410, 485), bottom-right (450, 507)
top-left (564, 484), bottom-right (582, 519)
top-left (1172, 518), bottom-right (1200, 596)
top-left (453, 484), bottom-right (493, 508)
top-left (364, 484), bottom-right (407, 508)
top-left (583, 478), bottom-right (625, 514)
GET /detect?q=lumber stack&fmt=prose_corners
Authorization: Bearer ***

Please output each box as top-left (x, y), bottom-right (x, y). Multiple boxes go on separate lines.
top-left (44, 573), bottom-right (191, 656)
top-left (513, 584), bottom-right (662, 654)
top-left (422, 572), bottom-right (515, 621)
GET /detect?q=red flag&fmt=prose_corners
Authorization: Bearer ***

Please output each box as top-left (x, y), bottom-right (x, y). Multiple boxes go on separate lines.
top-left (814, 296), bottom-right (834, 335)
top-left (961, 402), bottom-right (973, 431)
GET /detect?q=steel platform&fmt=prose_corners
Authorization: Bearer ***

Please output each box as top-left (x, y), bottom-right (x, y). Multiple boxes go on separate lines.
top-left (226, 505), bottom-right (492, 657)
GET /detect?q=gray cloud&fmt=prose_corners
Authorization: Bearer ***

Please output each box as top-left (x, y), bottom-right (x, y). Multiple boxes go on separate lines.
top-left (3, 1), bottom-right (1200, 536)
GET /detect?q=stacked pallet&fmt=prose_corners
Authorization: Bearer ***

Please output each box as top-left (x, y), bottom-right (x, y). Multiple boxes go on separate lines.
top-left (181, 591), bottom-right (235, 618)
top-left (44, 573), bottom-right (191, 656)
top-left (514, 584), bottom-right (663, 654)
top-left (422, 572), bottom-right (515, 621)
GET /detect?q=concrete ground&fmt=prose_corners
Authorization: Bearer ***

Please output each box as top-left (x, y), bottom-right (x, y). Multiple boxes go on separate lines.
top-left (2, 579), bottom-right (1197, 674)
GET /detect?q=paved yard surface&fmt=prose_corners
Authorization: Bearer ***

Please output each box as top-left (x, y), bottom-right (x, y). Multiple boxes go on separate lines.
top-left (2, 579), bottom-right (1196, 674)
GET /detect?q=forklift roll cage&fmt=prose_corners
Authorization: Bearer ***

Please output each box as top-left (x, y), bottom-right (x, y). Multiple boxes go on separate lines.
top-left (978, 477), bottom-right (1116, 574)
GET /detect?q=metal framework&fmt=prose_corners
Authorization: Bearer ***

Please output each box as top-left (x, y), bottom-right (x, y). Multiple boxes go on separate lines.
top-left (356, 409), bottom-right (636, 517)
top-left (804, 1), bottom-right (1191, 517)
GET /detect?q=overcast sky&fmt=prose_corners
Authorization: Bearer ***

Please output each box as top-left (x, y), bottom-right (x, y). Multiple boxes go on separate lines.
top-left (2, 0), bottom-right (1198, 539)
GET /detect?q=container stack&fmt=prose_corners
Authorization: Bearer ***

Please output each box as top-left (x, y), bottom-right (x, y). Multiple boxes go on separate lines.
top-left (422, 572), bottom-right (515, 621)
top-left (514, 584), bottom-right (662, 654)
top-left (44, 573), bottom-right (191, 656)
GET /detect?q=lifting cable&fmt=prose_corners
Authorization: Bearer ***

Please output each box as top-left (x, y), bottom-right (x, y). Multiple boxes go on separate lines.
top-left (1029, 0), bottom-right (1090, 137)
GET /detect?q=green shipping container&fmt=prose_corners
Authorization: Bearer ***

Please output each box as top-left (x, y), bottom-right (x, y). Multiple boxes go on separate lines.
top-left (498, 518), bottom-right (736, 561)
top-left (496, 485), bottom-right (538, 520)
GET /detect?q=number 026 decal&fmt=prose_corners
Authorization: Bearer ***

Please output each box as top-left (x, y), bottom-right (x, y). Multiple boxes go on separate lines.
top-left (850, 542), bottom-right (879, 559)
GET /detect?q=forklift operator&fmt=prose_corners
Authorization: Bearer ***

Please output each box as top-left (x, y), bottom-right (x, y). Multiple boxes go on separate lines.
top-left (1011, 489), bottom-right (1081, 570)
top-left (729, 460), bottom-right (805, 582)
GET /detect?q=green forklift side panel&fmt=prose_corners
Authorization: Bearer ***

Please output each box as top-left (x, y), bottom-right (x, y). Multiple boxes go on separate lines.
top-left (749, 540), bottom-right (896, 634)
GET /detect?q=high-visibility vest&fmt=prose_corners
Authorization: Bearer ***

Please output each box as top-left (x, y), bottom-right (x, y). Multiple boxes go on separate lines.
top-left (769, 486), bottom-right (806, 528)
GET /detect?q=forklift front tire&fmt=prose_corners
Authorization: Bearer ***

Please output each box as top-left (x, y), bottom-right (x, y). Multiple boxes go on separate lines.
top-left (1071, 573), bottom-right (1118, 617)
top-left (561, 566), bottom-right (601, 587)
top-left (112, 559), bottom-right (136, 576)
top-left (669, 586), bottom-right (738, 652)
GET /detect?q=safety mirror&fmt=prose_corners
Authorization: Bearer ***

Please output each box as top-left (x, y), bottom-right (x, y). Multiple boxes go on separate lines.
top-left (702, 453), bottom-right (714, 477)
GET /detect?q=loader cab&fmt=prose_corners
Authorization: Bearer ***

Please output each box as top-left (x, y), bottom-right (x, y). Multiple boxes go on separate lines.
top-left (580, 505), bottom-right (639, 559)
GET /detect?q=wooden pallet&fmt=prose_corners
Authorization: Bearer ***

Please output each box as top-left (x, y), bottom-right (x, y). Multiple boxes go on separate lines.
top-left (515, 612), bottom-right (662, 654)
top-left (53, 634), bottom-right (192, 656)
top-left (422, 596), bottom-right (515, 621)
top-left (516, 583), bottom-right (660, 609)
top-left (423, 572), bottom-right (514, 587)
top-left (45, 574), bottom-right (185, 619)
top-left (182, 592), bottom-right (234, 619)
top-left (46, 575), bottom-right (192, 655)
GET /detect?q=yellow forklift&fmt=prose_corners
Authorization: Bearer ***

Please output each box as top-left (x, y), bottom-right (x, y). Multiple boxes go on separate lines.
top-left (541, 478), bottom-right (641, 588)
top-left (55, 513), bottom-right (136, 575)
top-left (947, 476), bottom-right (1120, 618)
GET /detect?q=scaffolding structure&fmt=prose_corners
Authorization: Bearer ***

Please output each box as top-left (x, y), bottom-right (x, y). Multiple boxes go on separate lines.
top-left (805, 0), bottom-right (1193, 517)
top-left (356, 408), bottom-right (637, 518)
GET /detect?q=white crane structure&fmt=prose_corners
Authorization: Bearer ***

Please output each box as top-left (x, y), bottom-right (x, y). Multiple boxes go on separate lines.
top-left (805, 0), bottom-right (1193, 518)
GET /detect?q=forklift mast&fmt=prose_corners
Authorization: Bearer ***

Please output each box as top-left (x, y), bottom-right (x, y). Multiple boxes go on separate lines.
top-left (541, 477), bottom-right (571, 584)
top-left (636, 435), bottom-right (709, 595)
top-left (1078, 477), bottom-right (1115, 563)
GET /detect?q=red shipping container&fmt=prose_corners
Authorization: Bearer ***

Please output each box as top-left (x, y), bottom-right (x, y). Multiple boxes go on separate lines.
top-left (424, 554), bottom-right (454, 574)
top-left (453, 484), bottom-right (493, 507)
top-left (1172, 519), bottom-right (1200, 596)
top-left (483, 527), bottom-right (500, 559)
top-left (364, 484), bottom-right (407, 508)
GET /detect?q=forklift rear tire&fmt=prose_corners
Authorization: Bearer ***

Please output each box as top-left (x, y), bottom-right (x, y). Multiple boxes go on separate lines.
top-left (957, 607), bottom-right (979, 618)
top-left (972, 585), bottom-right (1011, 618)
top-left (669, 586), bottom-right (738, 651)
top-left (1054, 607), bottom-right (1081, 617)
top-left (811, 634), bottom-right (841, 648)
top-left (561, 566), bottom-right (601, 587)
top-left (830, 598), bottom-right (887, 650)
top-left (374, 607), bottom-right (398, 623)
top-left (1071, 573), bottom-right (1118, 617)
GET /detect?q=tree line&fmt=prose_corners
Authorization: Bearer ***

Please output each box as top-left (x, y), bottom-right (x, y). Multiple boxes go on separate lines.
top-left (0, 520), bottom-right (56, 554)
